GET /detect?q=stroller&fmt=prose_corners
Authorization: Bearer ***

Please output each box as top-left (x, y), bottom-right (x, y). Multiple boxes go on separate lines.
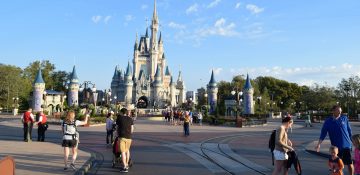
top-left (112, 136), bottom-right (133, 168)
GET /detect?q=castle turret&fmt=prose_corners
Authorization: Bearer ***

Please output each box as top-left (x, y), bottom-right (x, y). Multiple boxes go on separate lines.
top-left (153, 65), bottom-right (162, 103)
top-left (176, 70), bottom-right (186, 104)
top-left (243, 74), bottom-right (254, 114)
top-left (207, 70), bottom-right (218, 114)
top-left (124, 61), bottom-right (133, 104)
top-left (170, 76), bottom-right (176, 107)
top-left (33, 68), bottom-right (46, 112)
top-left (68, 65), bottom-right (79, 107)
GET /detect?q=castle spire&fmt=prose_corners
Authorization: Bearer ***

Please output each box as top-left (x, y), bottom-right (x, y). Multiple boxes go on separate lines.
top-left (244, 74), bottom-right (252, 89)
top-left (34, 68), bottom-right (45, 84)
top-left (153, 0), bottom-right (158, 22)
top-left (134, 33), bottom-right (138, 50)
top-left (70, 65), bottom-right (78, 82)
top-left (125, 61), bottom-right (132, 77)
top-left (209, 69), bottom-right (216, 85)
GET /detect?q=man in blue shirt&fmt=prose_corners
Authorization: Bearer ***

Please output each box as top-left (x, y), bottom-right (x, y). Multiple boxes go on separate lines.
top-left (315, 105), bottom-right (353, 175)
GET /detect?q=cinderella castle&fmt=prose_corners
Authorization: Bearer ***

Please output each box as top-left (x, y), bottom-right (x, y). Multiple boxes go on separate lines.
top-left (110, 0), bottom-right (186, 108)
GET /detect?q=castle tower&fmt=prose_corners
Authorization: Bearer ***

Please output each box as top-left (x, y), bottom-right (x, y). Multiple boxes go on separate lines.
top-left (153, 65), bottom-right (162, 103)
top-left (124, 61), bottom-right (133, 104)
top-left (243, 74), bottom-right (254, 114)
top-left (207, 70), bottom-right (218, 114)
top-left (170, 76), bottom-right (176, 107)
top-left (32, 68), bottom-right (45, 112)
top-left (68, 66), bottom-right (79, 107)
top-left (176, 70), bottom-right (186, 104)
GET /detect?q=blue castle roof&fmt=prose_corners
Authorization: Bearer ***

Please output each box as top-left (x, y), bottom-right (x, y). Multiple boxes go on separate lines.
top-left (70, 65), bottom-right (78, 80)
top-left (34, 68), bottom-right (45, 84)
top-left (209, 70), bottom-right (216, 84)
top-left (244, 74), bottom-right (252, 89)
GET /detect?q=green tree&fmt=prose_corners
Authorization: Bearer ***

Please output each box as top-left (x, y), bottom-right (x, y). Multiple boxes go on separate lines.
top-left (0, 64), bottom-right (31, 110)
top-left (23, 60), bottom-right (56, 90)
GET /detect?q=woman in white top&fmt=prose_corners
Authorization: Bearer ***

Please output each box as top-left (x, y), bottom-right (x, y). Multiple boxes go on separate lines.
top-left (61, 110), bottom-right (89, 171)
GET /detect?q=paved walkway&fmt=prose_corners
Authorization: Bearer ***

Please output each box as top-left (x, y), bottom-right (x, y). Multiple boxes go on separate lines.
top-left (0, 115), bottom-right (91, 175)
top-left (0, 114), bottom-right (336, 175)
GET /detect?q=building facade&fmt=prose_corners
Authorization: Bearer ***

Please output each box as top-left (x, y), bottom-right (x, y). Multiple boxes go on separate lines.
top-left (111, 0), bottom-right (186, 108)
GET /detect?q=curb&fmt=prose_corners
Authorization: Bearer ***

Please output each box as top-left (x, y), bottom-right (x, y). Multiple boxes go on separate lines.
top-left (75, 151), bottom-right (97, 175)
top-left (305, 149), bottom-right (330, 159)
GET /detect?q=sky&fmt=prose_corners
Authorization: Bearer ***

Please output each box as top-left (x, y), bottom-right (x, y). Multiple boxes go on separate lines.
top-left (1, 0), bottom-right (360, 91)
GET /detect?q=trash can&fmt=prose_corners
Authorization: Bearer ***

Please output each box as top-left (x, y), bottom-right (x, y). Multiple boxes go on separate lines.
top-left (236, 117), bottom-right (243, 128)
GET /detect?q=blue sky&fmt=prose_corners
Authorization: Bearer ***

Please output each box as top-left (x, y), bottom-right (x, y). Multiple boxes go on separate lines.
top-left (1, 0), bottom-right (360, 91)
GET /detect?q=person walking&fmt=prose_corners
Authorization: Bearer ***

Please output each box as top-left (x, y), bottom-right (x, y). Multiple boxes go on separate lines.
top-left (61, 110), bottom-right (89, 171)
top-left (116, 108), bottom-right (134, 173)
top-left (21, 108), bottom-right (34, 142)
top-left (272, 116), bottom-right (294, 175)
top-left (315, 105), bottom-right (354, 175)
top-left (36, 110), bottom-right (47, 142)
top-left (183, 111), bottom-right (190, 136)
top-left (106, 111), bottom-right (115, 145)
top-left (198, 111), bottom-right (203, 126)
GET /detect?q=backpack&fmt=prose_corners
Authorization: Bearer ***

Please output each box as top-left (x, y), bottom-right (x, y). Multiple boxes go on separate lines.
top-left (268, 130), bottom-right (276, 165)
top-left (62, 121), bottom-right (78, 140)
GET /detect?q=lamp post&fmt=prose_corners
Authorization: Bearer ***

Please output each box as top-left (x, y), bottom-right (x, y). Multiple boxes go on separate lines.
top-left (61, 95), bottom-right (67, 112)
top-left (43, 91), bottom-right (47, 112)
top-left (79, 81), bottom-right (96, 105)
top-left (344, 83), bottom-right (351, 115)
top-left (231, 89), bottom-right (243, 127)
top-left (257, 96), bottom-right (262, 116)
top-left (12, 97), bottom-right (19, 116)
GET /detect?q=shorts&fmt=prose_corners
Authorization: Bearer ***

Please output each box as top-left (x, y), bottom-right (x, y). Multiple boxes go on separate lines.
top-left (62, 139), bottom-right (77, 148)
top-left (273, 150), bottom-right (288, 160)
top-left (119, 138), bottom-right (132, 153)
top-left (338, 148), bottom-right (353, 165)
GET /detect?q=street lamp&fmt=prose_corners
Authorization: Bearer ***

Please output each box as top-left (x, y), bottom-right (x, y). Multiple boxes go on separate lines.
top-left (43, 91), bottom-right (47, 112)
top-left (12, 97), bottom-right (19, 116)
top-left (231, 89), bottom-right (243, 127)
top-left (344, 83), bottom-right (351, 115)
top-left (257, 96), bottom-right (262, 115)
top-left (79, 81), bottom-right (96, 105)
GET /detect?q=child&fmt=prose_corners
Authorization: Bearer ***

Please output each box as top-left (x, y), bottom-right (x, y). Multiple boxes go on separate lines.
top-left (328, 146), bottom-right (344, 175)
top-left (352, 134), bottom-right (360, 175)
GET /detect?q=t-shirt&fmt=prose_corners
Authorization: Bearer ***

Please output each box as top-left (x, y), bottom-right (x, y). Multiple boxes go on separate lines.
top-left (116, 115), bottom-right (134, 139)
top-left (62, 120), bottom-right (82, 140)
top-left (319, 115), bottom-right (352, 150)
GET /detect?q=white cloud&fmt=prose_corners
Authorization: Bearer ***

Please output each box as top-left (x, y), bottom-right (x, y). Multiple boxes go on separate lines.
top-left (235, 2), bottom-right (241, 9)
top-left (207, 0), bottom-right (221, 8)
top-left (197, 18), bottom-right (239, 37)
top-left (104, 16), bottom-right (112, 24)
top-left (186, 3), bottom-right (198, 15)
top-left (228, 64), bottom-right (360, 87)
top-left (246, 4), bottom-right (264, 14)
top-left (92, 15), bottom-right (102, 24)
top-left (92, 15), bottom-right (112, 24)
top-left (212, 68), bottom-right (223, 75)
top-left (125, 15), bottom-right (134, 22)
top-left (168, 22), bottom-right (186, 29)
top-left (141, 4), bottom-right (148, 10)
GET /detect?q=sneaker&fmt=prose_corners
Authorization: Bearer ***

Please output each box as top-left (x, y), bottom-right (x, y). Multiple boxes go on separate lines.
top-left (64, 166), bottom-right (68, 171)
top-left (120, 167), bottom-right (128, 173)
top-left (70, 163), bottom-right (76, 171)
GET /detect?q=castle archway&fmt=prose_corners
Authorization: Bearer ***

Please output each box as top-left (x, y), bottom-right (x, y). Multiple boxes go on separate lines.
top-left (137, 96), bottom-right (149, 108)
